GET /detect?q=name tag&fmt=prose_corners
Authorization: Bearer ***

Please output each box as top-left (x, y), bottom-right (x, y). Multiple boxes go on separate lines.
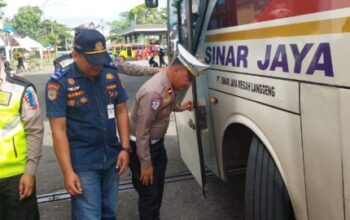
top-left (0, 91), bottom-right (11, 106)
top-left (107, 104), bottom-right (115, 119)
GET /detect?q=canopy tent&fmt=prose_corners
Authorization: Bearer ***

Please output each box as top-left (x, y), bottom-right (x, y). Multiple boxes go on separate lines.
top-left (11, 36), bottom-right (43, 59)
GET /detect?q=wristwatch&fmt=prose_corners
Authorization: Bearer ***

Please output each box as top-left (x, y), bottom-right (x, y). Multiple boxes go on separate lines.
top-left (121, 146), bottom-right (132, 154)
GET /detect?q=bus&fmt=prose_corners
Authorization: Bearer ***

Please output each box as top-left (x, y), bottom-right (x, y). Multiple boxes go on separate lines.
top-left (111, 43), bottom-right (136, 60)
top-left (147, 0), bottom-right (350, 219)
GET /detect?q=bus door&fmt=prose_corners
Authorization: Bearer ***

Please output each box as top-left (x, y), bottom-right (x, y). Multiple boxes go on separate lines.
top-left (168, 0), bottom-right (219, 192)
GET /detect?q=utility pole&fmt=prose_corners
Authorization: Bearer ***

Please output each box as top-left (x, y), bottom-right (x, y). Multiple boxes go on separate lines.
top-left (41, 0), bottom-right (52, 60)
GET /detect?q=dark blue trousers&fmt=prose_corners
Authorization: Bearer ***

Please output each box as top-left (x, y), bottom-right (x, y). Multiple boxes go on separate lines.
top-left (130, 139), bottom-right (167, 220)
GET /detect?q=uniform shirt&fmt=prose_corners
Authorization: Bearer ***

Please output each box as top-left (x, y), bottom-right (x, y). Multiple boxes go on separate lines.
top-left (130, 72), bottom-right (176, 168)
top-left (0, 74), bottom-right (44, 176)
top-left (46, 63), bottom-right (128, 171)
top-left (114, 62), bottom-right (159, 76)
top-left (21, 86), bottom-right (44, 175)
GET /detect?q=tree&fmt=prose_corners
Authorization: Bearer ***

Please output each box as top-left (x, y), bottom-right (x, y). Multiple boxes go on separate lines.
top-left (12, 6), bottom-right (42, 39)
top-left (128, 4), bottom-right (166, 25)
top-left (38, 20), bottom-right (72, 51)
top-left (0, 0), bottom-right (7, 21)
top-left (0, 0), bottom-right (6, 8)
top-left (108, 4), bottom-right (167, 40)
top-left (108, 19), bottom-right (130, 42)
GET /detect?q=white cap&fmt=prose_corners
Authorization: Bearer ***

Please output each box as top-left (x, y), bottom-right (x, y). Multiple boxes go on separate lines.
top-left (177, 44), bottom-right (209, 77)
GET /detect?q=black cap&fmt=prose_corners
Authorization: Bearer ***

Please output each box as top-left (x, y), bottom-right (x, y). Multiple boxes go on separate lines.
top-left (74, 29), bottom-right (112, 66)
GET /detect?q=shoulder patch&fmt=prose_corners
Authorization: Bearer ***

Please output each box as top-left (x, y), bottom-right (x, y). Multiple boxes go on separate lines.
top-left (150, 97), bottom-right (161, 111)
top-left (24, 87), bottom-right (38, 110)
top-left (51, 66), bottom-right (67, 80)
top-left (47, 83), bottom-right (61, 101)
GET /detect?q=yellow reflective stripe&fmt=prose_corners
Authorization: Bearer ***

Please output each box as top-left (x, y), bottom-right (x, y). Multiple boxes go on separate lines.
top-left (205, 16), bottom-right (350, 42)
top-left (84, 49), bottom-right (107, 54)
top-left (1, 116), bottom-right (21, 139)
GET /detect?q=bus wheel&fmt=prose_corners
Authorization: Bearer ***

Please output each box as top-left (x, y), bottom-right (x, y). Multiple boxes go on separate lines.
top-left (245, 137), bottom-right (294, 220)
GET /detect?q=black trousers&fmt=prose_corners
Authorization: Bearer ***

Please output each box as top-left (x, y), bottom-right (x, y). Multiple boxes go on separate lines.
top-left (0, 174), bottom-right (39, 220)
top-left (129, 139), bottom-right (168, 220)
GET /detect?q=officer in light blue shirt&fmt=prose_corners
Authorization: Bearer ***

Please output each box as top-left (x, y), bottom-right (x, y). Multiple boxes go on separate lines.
top-left (46, 29), bottom-right (131, 220)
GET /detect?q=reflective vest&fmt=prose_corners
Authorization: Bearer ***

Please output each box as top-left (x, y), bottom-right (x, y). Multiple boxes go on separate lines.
top-left (0, 74), bottom-right (30, 178)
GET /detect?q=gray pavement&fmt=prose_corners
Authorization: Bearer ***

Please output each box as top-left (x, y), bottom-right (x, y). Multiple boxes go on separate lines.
top-left (20, 64), bottom-right (241, 220)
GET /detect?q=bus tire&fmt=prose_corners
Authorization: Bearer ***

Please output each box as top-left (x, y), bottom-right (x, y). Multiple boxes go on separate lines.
top-left (244, 137), bottom-right (294, 220)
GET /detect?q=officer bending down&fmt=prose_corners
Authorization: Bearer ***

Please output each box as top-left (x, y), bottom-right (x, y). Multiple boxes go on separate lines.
top-left (129, 44), bottom-right (209, 220)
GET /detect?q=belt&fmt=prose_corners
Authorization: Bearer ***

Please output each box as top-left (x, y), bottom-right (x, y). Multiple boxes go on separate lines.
top-left (130, 135), bottom-right (161, 145)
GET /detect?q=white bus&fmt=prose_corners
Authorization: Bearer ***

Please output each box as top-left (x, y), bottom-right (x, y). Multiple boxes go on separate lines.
top-left (147, 0), bottom-right (350, 219)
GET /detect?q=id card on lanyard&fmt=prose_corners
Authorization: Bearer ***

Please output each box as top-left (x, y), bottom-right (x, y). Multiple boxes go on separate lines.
top-left (107, 104), bottom-right (115, 119)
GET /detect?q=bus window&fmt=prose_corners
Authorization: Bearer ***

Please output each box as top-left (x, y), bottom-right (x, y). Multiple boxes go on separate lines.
top-left (208, 0), bottom-right (350, 30)
top-left (207, 0), bottom-right (238, 30)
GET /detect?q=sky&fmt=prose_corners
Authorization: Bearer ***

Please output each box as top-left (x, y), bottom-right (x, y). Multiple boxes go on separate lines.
top-left (3, 0), bottom-right (166, 28)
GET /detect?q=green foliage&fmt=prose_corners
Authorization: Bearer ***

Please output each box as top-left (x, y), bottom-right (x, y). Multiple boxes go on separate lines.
top-left (12, 6), bottom-right (42, 39)
top-left (0, 0), bottom-right (6, 8)
top-left (38, 20), bottom-right (72, 51)
top-left (108, 19), bottom-right (130, 42)
top-left (128, 4), bottom-right (166, 25)
top-left (8, 6), bottom-right (72, 51)
top-left (109, 4), bottom-right (167, 39)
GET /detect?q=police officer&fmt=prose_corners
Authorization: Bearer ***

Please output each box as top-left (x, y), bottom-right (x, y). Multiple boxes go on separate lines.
top-left (129, 44), bottom-right (209, 220)
top-left (0, 59), bottom-right (44, 219)
top-left (46, 29), bottom-right (131, 219)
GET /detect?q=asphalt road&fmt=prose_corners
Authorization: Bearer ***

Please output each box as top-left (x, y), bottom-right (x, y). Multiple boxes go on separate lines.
top-left (19, 63), bottom-right (243, 220)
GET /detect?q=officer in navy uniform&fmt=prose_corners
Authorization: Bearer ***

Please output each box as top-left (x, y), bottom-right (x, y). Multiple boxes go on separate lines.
top-left (46, 29), bottom-right (131, 219)
top-left (129, 44), bottom-right (209, 220)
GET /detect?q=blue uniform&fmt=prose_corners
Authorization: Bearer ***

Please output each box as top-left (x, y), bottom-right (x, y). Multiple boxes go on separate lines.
top-left (46, 63), bottom-right (128, 172)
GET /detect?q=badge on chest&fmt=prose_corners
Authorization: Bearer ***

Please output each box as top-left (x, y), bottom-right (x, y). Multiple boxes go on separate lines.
top-left (106, 83), bottom-right (118, 98)
top-left (0, 91), bottom-right (11, 106)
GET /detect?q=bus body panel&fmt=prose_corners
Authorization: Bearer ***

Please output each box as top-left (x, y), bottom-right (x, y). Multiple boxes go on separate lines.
top-left (196, 74), bottom-right (220, 177)
top-left (301, 84), bottom-right (348, 220)
top-left (208, 70), bottom-right (299, 113)
top-left (203, 8), bottom-right (350, 87)
top-left (175, 89), bottom-right (205, 188)
top-left (208, 89), bottom-right (307, 220)
top-left (340, 89), bottom-right (350, 220)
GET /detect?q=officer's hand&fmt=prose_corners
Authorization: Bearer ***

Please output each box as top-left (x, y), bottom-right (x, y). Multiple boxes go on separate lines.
top-left (180, 101), bottom-right (193, 111)
top-left (19, 174), bottom-right (35, 200)
top-left (140, 166), bottom-right (154, 186)
top-left (64, 171), bottom-right (83, 196)
top-left (116, 151), bottom-right (130, 176)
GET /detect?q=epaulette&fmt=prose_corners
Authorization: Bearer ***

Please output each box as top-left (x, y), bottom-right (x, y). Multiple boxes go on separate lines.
top-left (51, 65), bottom-right (68, 80)
top-left (6, 72), bottom-right (32, 88)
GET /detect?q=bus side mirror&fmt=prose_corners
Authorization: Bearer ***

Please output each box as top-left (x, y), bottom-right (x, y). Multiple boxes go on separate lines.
top-left (145, 0), bottom-right (158, 8)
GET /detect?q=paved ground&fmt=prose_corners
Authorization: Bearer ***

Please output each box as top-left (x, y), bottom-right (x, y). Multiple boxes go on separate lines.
top-left (18, 64), bottom-right (243, 220)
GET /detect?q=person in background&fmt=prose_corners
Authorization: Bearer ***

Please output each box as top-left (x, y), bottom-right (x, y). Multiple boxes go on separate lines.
top-left (0, 58), bottom-right (44, 220)
top-left (148, 54), bottom-right (159, 67)
top-left (46, 29), bottom-right (130, 220)
top-left (16, 53), bottom-right (26, 72)
top-left (0, 55), bottom-right (12, 74)
top-left (129, 44), bottom-right (209, 220)
top-left (158, 48), bottom-right (166, 67)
